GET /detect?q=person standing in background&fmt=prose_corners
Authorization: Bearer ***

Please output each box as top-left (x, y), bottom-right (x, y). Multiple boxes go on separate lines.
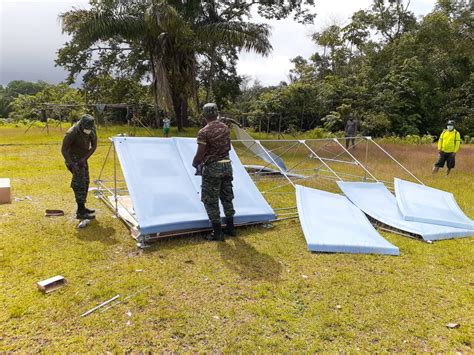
top-left (345, 116), bottom-right (358, 149)
top-left (432, 120), bottom-right (461, 176)
top-left (163, 116), bottom-right (171, 137)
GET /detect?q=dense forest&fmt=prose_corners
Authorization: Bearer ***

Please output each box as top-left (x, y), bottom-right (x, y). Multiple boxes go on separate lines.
top-left (0, 0), bottom-right (472, 137)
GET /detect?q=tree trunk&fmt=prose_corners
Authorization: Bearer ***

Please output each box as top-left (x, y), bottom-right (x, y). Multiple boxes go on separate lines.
top-left (172, 92), bottom-right (190, 131)
top-left (181, 98), bottom-right (189, 128)
top-left (173, 95), bottom-right (183, 132)
top-left (206, 48), bottom-right (217, 102)
top-left (149, 51), bottom-right (161, 128)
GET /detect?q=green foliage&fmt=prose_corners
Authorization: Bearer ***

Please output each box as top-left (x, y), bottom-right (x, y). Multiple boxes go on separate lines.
top-left (379, 134), bottom-right (435, 144)
top-left (361, 112), bottom-right (391, 136)
top-left (57, 1), bottom-right (289, 130)
top-left (322, 104), bottom-right (352, 131)
top-left (0, 80), bottom-right (50, 117)
top-left (321, 111), bottom-right (341, 131)
top-left (8, 84), bottom-right (85, 122)
top-left (228, 0), bottom-right (473, 138)
top-left (462, 135), bottom-right (474, 144)
top-left (305, 127), bottom-right (343, 139)
top-left (83, 75), bottom-right (150, 106)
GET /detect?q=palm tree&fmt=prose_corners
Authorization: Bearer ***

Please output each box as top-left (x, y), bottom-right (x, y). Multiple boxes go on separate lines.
top-left (60, 0), bottom-right (272, 130)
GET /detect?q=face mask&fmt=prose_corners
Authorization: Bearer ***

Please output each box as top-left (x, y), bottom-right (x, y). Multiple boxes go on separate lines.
top-left (447, 125), bottom-right (454, 131)
top-left (83, 129), bottom-right (92, 135)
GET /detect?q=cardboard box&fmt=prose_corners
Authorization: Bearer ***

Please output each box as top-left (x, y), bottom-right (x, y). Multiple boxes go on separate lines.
top-left (0, 178), bottom-right (11, 204)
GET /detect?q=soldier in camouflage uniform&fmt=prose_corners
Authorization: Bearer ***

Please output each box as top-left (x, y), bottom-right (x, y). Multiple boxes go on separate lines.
top-left (61, 114), bottom-right (98, 220)
top-left (193, 103), bottom-right (235, 241)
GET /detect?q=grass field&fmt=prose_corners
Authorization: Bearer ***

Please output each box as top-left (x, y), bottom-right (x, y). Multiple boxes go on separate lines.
top-left (0, 125), bottom-right (473, 352)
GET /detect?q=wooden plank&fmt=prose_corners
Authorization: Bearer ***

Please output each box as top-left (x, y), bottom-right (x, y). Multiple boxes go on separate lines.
top-left (107, 195), bottom-right (139, 227)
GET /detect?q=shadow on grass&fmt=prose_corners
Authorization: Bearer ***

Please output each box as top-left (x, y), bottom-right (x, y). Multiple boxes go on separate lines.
top-left (217, 237), bottom-right (282, 281)
top-left (75, 221), bottom-right (118, 245)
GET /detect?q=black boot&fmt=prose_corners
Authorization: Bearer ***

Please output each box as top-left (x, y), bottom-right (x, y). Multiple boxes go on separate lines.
top-left (76, 210), bottom-right (96, 220)
top-left (223, 217), bottom-right (236, 237)
top-left (79, 201), bottom-right (95, 214)
top-left (76, 203), bottom-right (95, 220)
top-left (204, 222), bottom-right (224, 241)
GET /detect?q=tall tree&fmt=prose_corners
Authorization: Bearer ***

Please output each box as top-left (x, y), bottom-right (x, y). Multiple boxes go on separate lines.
top-left (58, 0), bottom-right (274, 130)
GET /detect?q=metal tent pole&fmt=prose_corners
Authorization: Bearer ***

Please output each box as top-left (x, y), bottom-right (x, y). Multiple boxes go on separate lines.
top-left (113, 141), bottom-right (118, 215)
top-left (332, 138), bottom-right (379, 182)
top-left (302, 141), bottom-right (343, 181)
top-left (255, 141), bottom-right (295, 187)
top-left (254, 141), bottom-right (299, 175)
top-left (368, 138), bottom-right (424, 185)
top-left (365, 138), bottom-right (369, 181)
top-left (97, 140), bottom-right (113, 183)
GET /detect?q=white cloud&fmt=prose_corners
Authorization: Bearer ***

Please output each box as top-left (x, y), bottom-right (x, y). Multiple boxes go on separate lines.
top-left (237, 54), bottom-right (294, 85)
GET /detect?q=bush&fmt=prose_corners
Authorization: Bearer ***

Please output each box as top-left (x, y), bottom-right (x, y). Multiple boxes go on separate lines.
top-left (379, 134), bottom-right (435, 144)
top-left (305, 127), bottom-right (344, 139)
top-left (463, 135), bottom-right (474, 144)
top-left (361, 112), bottom-right (391, 137)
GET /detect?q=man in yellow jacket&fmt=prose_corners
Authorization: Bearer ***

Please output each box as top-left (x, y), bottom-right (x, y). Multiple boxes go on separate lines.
top-left (432, 120), bottom-right (461, 175)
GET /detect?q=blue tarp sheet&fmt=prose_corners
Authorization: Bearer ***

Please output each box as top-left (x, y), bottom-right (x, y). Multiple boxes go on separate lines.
top-left (338, 181), bottom-right (473, 241)
top-left (295, 185), bottom-right (399, 255)
top-left (394, 178), bottom-right (474, 230)
top-left (113, 137), bottom-right (275, 235)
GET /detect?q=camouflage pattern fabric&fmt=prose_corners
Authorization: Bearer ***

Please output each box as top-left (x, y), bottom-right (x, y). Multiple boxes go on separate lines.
top-left (64, 122), bottom-right (96, 158)
top-left (201, 161), bottom-right (235, 224)
top-left (197, 120), bottom-right (231, 163)
top-left (68, 155), bottom-right (90, 204)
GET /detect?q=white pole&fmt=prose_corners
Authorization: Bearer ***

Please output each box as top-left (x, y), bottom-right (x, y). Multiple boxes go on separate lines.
top-left (368, 138), bottom-right (424, 185)
top-left (332, 138), bottom-right (379, 182)
top-left (302, 141), bottom-right (344, 181)
top-left (255, 140), bottom-right (295, 187)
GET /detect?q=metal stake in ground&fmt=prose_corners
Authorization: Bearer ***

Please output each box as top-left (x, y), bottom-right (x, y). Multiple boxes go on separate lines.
top-left (80, 295), bottom-right (120, 318)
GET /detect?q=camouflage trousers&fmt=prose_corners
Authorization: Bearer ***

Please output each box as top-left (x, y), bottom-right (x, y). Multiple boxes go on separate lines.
top-left (67, 156), bottom-right (90, 205)
top-left (201, 161), bottom-right (235, 224)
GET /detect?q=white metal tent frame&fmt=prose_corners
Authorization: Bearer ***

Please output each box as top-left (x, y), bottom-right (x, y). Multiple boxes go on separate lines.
top-left (233, 137), bottom-right (422, 201)
top-left (231, 136), bottom-right (428, 241)
top-left (94, 135), bottom-right (425, 247)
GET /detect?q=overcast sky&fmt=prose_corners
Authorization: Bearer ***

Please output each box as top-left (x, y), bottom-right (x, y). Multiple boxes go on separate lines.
top-left (0, 0), bottom-right (437, 87)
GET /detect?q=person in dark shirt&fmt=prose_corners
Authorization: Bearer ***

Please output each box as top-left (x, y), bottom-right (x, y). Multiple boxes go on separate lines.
top-left (61, 114), bottom-right (97, 220)
top-left (192, 103), bottom-right (235, 241)
top-left (345, 116), bottom-right (358, 149)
